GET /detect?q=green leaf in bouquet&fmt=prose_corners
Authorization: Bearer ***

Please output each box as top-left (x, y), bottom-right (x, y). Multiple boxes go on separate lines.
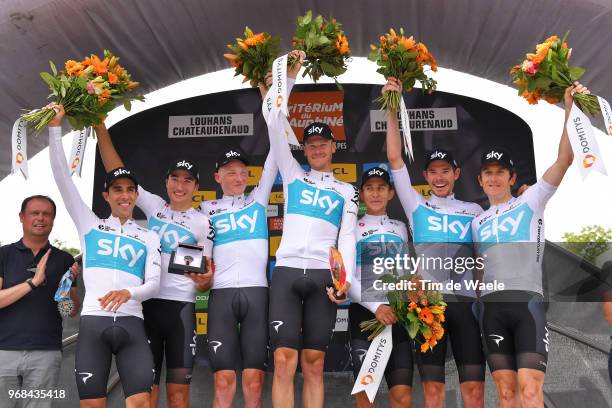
top-left (421, 324), bottom-right (431, 337)
top-left (569, 66), bottom-right (585, 81)
top-left (406, 312), bottom-right (418, 322)
top-left (317, 35), bottom-right (330, 46)
top-left (40, 72), bottom-right (58, 88)
top-left (123, 99), bottom-right (132, 111)
top-left (527, 78), bottom-right (537, 92)
top-left (320, 61), bottom-right (345, 77)
top-left (561, 31), bottom-right (570, 46)
top-left (534, 77), bottom-right (552, 89)
top-left (301, 10), bottom-right (312, 25)
top-left (408, 320), bottom-right (419, 338)
top-left (49, 61), bottom-right (58, 76)
top-left (313, 14), bottom-right (323, 28)
top-left (243, 61), bottom-right (252, 75)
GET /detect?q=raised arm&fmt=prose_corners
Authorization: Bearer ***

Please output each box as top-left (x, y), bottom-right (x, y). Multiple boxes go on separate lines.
top-left (542, 82), bottom-right (589, 187)
top-left (252, 150), bottom-right (279, 204)
top-left (94, 122), bottom-right (125, 171)
top-left (265, 51), bottom-right (304, 182)
top-left (384, 77), bottom-right (405, 171)
top-left (47, 104), bottom-right (97, 234)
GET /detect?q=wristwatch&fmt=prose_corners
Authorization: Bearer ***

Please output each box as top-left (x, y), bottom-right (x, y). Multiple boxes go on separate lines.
top-left (26, 278), bottom-right (38, 290)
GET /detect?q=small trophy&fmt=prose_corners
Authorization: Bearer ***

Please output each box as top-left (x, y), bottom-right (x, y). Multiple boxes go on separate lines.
top-left (169, 243), bottom-right (207, 274)
top-left (54, 270), bottom-right (75, 317)
top-left (329, 247), bottom-right (347, 301)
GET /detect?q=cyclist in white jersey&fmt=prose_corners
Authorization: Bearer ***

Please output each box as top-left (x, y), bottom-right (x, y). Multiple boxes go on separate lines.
top-left (384, 78), bottom-right (485, 408)
top-left (198, 81), bottom-right (277, 408)
top-left (265, 51), bottom-right (358, 408)
top-left (95, 122), bottom-right (213, 408)
top-left (471, 83), bottom-right (589, 408)
top-left (48, 105), bottom-right (161, 406)
top-left (348, 167), bottom-right (413, 408)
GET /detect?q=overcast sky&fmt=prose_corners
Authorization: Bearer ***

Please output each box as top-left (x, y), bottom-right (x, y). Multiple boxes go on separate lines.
top-left (1, 58), bottom-right (610, 248)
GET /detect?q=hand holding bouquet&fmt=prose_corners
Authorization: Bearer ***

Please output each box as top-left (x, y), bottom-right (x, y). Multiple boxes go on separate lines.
top-left (360, 274), bottom-right (447, 352)
top-left (224, 27), bottom-right (281, 88)
top-left (510, 32), bottom-right (600, 116)
top-left (290, 10), bottom-right (350, 84)
top-left (369, 28), bottom-right (437, 111)
top-left (21, 50), bottom-right (143, 133)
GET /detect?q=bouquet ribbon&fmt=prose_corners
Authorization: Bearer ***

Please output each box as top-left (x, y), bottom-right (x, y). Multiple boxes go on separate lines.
top-left (68, 127), bottom-right (91, 177)
top-left (596, 96), bottom-right (612, 137)
top-left (11, 118), bottom-right (29, 179)
top-left (54, 270), bottom-right (75, 317)
top-left (350, 324), bottom-right (393, 402)
top-left (263, 56), bottom-right (300, 146)
top-left (399, 96), bottom-right (414, 162)
top-left (566, 101), bottom-right (608, 180)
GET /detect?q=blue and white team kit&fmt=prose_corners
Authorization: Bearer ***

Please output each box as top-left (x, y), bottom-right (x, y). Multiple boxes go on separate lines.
top-left (135, 187), bottom-right (214, 385)
top-left (349, 215), bottom-right (416, 388)
top-left (200, 152), bottom-right (277, 372)
top-left (49, 126), bottom-right (161, 399)
top-left (265, 79), bottom-right (359, 352)
top-left (391, 164), bottom-right (486, 383)
top-left (472, 178), bottom-right (557, 372)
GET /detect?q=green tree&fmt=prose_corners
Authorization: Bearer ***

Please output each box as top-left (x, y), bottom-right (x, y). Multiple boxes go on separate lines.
top-left (52, 239), bottom-right (81, 257)
top-left (562, 225), bottom-right (612, 264)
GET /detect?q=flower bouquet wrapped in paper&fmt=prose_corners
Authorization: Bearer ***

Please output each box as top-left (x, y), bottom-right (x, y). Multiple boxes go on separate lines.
top-left (21, 50), bottom-right (143, 132)
top-left (224, 27), bottom-right (281, 87)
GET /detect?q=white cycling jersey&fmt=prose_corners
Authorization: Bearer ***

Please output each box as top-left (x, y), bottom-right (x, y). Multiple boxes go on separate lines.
top-left (265, 89), bottom-right (358, 282)
top-left (471, 178), bottom-right (556, 296)
top-left (49, 127), bottom-right (161, 319)
top-left (392, 165), bottom-right (483, 296)
top-left (200, 153), bottom-right (278, 289)
top-left (136, 188), bottom-right (213, 302)
top-left (350, 214), bottom-right (408, 313)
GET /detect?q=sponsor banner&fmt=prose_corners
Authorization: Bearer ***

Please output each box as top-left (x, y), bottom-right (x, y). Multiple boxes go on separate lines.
top-left (333, 308), bottom-right (349, 332)
top-left (597, 95), bottom-right (612, 136)
top-left (247, 166), bottom-right (262, 186)
top-left (413, 184), bottom-right (432, 198)
top-left (566, 102), bottom-right (607, 179)
top-left (68, 127), bottom-right (90, 177)
top-left (332, 163), bottom-right (357, 183)
top-left (351, 325), bottom-right (393, 402)
top-left (268, 217), bottom-right (283, 231)
top-left (11, 118), bottom-right (28, 179)
top-left (399, 96), bottom-right (414, 161)
top-left (266, 205), bottom-right (279, 217)
top-left (192, 190), bottom-right (217, 208)
top-left (168, 114), bottom-right (253, 138)
top-left (269, 191), bottom-right (285, 204)
top-left (370, 107), bottom-right (458, 133)
top-left (269, 236), bottom-right (281, 257)
top-left (195, 291), bottom-right (209, 309)
top-left (272, 53), bottom-right (289, 116)
top-left (288, 91), bottom-right (346, 141)
top-left (196, 312), bottom-right (208, 335)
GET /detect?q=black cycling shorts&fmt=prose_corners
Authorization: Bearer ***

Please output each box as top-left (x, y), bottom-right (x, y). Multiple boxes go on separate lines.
top-left (415, 295), bottom-right (485, 384)
top-left (268, 266), bottom-right (337, 352)
top-left (478, 290), bottom-right (549, 373)
top-left (75, 315), bottom-right (154, 399)
top-left (143, 299), bottom-right (196, 384)
top-left (207, 287), bottom-right (269, 372)
top-left (349, 303), bottom-right (414, 388)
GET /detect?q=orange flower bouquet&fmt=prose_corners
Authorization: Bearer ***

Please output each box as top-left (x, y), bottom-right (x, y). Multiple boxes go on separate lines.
top-left (510, 32), bottom-right (599, 116)
top-left (224, 27), bottom-right (280, 87)
top-left (290, 10), bottom-right (350, 85)
top-left (360, 274), bottom-right (447, 352)
top-left (369, 28), bottom-right (437, 111)
top-left (21, 50), bottom-right (142, 132)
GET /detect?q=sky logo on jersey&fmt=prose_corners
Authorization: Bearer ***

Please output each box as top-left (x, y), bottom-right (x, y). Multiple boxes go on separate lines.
top-left (274, 164), bottom-right (310, 185)
top-left (147, 217), bottom-right (197, 253)
top-left (287, 179), bottom-right (344, 226)
top-left (84, 229), bottom-right (147, 278)
top-left (413, 205), bottom-right (474, 243)
top-left (477, 203), bottom-right (533, 243)
top-left (211, 202), bottom-right (268, 246)
top-left (357, 234), bottom-right (404, 265)
top-left (362, 162), bottom-right (394, 182)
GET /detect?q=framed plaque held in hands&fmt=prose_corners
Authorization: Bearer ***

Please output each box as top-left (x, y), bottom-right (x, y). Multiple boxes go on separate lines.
top-left (169, 243), bottom-right (207, 274)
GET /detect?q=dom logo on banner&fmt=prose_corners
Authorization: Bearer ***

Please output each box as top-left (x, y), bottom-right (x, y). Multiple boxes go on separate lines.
top-left (566, 102), bottom-right (607, 179)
